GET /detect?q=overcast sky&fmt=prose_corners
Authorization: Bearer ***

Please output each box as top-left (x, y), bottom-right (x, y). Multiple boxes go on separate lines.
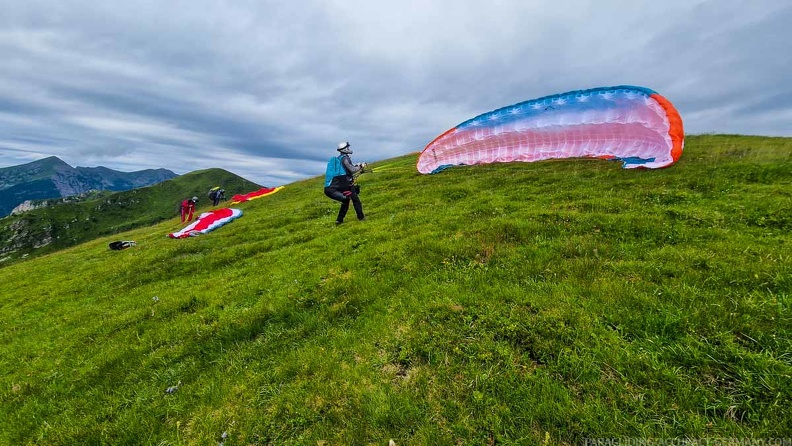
top-left (0, 0), bottom-right (789, 186)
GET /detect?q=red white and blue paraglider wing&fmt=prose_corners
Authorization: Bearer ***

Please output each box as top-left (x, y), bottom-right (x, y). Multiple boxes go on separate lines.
top-left (417, 85), bottom-right (684, 174)
top-left (168, 208), bottom-right (243, 239)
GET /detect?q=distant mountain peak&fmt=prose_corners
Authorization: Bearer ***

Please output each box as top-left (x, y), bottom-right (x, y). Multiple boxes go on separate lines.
top-left (29, 156), bottom-right (71, 168)
top-left (0, 157), bottom-right (178, 217)
top-left (0, 155), bottom-right (70, 172)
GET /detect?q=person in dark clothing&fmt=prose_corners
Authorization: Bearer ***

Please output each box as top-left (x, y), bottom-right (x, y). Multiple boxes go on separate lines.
top-left (209, 188), bottom-right (226, 206)
top-left (324, 141), bottom-right (367, 224)
top-left (180, 196), bottom-right (198, 222)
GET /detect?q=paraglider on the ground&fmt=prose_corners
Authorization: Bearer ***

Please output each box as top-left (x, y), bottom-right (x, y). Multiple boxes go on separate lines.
top-left (417, 85), bottom-right (684, 174)
top-left (230, 186), bottom-right (284, 204)
top-left (168, 208), bottom-right (243, 239)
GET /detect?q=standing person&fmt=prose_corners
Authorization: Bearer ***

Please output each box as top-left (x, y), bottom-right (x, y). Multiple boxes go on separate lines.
top-left (324, 141), bottom-right (367, 224)
top-left (208, 187), bottom-right (225, 206)
top-left (180, 196), bottom-right (198, 222)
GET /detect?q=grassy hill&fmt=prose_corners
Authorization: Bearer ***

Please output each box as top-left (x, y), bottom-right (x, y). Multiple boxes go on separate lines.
top-left (0, 168), bottom-right (261, 264)
top-left (0, 135), bottom-right (790, 445)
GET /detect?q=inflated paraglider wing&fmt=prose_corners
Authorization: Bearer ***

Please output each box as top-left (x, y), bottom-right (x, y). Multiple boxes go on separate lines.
top-left (230, 186), bottom-right (284, 204)
top-left (417, 85), bottom-right (684, 174)
top-left (168, 208), bottom-right (243, 239)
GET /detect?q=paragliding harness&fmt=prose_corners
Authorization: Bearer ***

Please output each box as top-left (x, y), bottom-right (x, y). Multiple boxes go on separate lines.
top-left (324, 155), bottom-right (346, 187)
top-left (325, 154), bottom-right (369, 195)
top-left (108, 240), bottom-right (137, 250)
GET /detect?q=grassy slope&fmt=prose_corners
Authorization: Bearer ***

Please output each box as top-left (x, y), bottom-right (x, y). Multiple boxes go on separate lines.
top-left (0, 168), bottom-right (261, 263)
top-left (0, 135), bottom-right (790, 445)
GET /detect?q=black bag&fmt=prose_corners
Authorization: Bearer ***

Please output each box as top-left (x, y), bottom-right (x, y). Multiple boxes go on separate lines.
top-left (109, 241), bottom-right (137, 250)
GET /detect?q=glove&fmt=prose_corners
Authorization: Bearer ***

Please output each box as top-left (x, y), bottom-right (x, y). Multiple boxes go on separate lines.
top-left (360, 162), bottom-right (368, 169)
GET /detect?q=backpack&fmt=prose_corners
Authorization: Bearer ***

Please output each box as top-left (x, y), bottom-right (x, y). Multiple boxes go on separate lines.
top-left (109, 240), bottom-right (137, 250)
top-left (324, 155), bottom-right (346, 187)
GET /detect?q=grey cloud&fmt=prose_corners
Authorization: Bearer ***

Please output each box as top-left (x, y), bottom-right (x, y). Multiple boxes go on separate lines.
top-left (1, 0), bottom-right (790, 186)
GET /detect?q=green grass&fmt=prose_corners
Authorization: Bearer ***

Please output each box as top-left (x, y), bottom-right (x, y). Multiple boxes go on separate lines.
top-left (1, 134), bottom-right (790, 445)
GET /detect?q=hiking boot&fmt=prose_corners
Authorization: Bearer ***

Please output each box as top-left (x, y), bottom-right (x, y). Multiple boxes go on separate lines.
top-left (335, 220), bottom-right (344, 225)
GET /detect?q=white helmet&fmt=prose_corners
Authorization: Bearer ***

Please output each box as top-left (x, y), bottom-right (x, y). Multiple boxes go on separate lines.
top-left (337, 141), bottom-right (352, 154)
top-left (191, 196), bottom-right (198, 202)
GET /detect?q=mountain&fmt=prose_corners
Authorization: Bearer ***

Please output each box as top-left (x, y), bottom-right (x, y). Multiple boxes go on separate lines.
top-left (0, 168), bottom-right (260, 263)
top-left (0, 156), bottom-right (178, 217)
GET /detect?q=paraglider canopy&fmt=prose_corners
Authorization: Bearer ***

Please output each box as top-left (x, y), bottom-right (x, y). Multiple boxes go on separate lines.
top-left (168, 208), bottom-right (242, 239)
top-left (230, 186), bottom-right (284, 204)
top-left (417, 85), bottom-right (684, 174)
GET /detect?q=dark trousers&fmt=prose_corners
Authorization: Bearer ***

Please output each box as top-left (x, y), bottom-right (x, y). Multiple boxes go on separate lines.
top-left (324, 186), bottom-right (364, 222)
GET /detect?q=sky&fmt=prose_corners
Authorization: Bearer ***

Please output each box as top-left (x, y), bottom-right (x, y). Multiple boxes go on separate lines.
top-left (0, 0), bottom-right (790, 186)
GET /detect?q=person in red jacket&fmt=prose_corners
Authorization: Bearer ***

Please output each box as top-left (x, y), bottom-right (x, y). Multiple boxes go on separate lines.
top-left (180, 196), bottom-right (198, 222)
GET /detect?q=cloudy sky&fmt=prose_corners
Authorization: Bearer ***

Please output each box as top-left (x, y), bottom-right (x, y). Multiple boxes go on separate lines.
top-left (1, 0), bottom-right (789, 186)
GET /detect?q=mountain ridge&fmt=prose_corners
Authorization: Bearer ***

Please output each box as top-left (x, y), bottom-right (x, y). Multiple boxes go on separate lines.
top-left (0, 156), bottom-right (178, 217)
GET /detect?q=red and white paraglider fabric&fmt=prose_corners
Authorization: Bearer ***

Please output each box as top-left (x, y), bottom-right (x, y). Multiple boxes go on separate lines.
top-left (168, 208), bottom-right (243, 239)
top-left (230, 186), bottom-right (284, 204)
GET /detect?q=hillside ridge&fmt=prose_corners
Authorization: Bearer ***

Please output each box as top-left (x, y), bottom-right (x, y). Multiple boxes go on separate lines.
top-left (0, 167), bottom-right (261, 264)
top-left (0, 135), bottom-right (790, 444)
top-left (0, 156), bottom-right (178, 217)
